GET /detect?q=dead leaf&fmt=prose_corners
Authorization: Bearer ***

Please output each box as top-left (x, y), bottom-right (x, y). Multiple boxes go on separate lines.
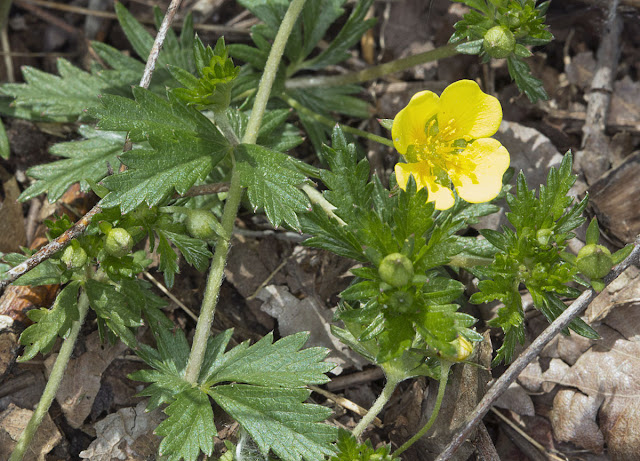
top-left (257, 285), bottom-right (368, 373)
top-left (79, 401), bottom-right (164, 461)
top-left (550, 389), bottom-right (605, 453)
top-left (0, 168), bottom-right (27, 253)
top-left (44, 331), bottom-right (127, 428)
top-left (0, 403), bottom-right (62, 461)
top-left (495, 383), bottom-right (535, 417)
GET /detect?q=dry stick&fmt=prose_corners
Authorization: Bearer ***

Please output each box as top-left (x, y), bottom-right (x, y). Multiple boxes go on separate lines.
top-left (20, 0), bottom-right (249, 34)
top-left (0, 0), bottom-right (182, 293)
top-left (576, 0), bottom-right (622, 185)
top-left (434, 238), bottom-right (640, 461)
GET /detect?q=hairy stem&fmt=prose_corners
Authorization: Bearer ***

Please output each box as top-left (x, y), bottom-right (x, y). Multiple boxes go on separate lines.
top-left (352, 374), bottom-right (400, 439)
top-left (9, 290), bottom-right (90, 461)
top-left (243, 0), bottom-right (307, 145)
top-left (392, 360), bottom-right (452, 457)
top-left (285, 44), bottom-right (458, 89)
top-left (183, 0), bottom-right (308, 384)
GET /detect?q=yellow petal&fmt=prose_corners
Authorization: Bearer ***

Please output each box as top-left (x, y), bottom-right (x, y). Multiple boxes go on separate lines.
top-left (395, 162), bottom-right (455, 210)
top-left (452, 138), bottom-right (510, 204)
top-left (392, 90), bottom-right (440, 155)
top-left (437, 80), bottom-right (502, 140)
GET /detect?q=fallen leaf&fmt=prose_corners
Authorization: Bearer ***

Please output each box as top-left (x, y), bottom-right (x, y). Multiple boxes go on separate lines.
top-left (0, 403), bottom-right (62, 461)
top-left (79, 401), bottom-right (164, 460)
top-left (44, 331), bottom-right (127, 428)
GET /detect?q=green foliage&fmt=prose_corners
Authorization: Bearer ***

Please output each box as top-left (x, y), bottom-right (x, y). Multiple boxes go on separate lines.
top-left (170, 37), bottom-right (240, 111)
top-left (330, 429), bottom-right (399, 461)
top-left (19, 126), bottom-right (126, 202)
top-left (470, 152), bottom-right (599, 364)
top-left (302, 127), bottom-right (493, 367)
top-left (132, 327), bottom-right (337, 461)
top-left (235, 144), bottom-right (312, 230)
top-left (91, 87), bottom-right (229, 213)
top-left (0, 119), bottom-right (8, 159)
top-left (450, 0), bottom-right (553, 102)
top-left (229, 0), bottom-right (375, 150)
top-left (18, 282), bottom-right (80, 361)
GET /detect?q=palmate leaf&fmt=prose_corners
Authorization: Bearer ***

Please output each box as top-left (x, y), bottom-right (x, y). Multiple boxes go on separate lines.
top-left (208, 385), bottom-right (337, 461)
top-left (18, 282), bottom-right (80, 362)
top-left (235, 144), bottom-right (310, 230)
top-left (20, 126), bottom-right (127, 202)
top-left (203, 332), bottom-right (333, 388)
top-left (156, 388), bottom-right (216, 461)
top-left (92, 87), bottom-right (230, 212)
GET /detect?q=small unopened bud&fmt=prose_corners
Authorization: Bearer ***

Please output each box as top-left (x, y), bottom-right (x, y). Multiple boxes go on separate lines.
top-left (186, 210), bottom-right (220, 240)
top-left (453, 336), bottom-right (474, 362)
top-left (61, 245), bottom-right (87, 269)
top-left (105, 228), bottom-right (134, 258)
top-left (378, 253), bottom-right (414, 288)
top-left (576, 244), bottom-right (613, 279)
top-left (483, 26), bottom-right (516, 59)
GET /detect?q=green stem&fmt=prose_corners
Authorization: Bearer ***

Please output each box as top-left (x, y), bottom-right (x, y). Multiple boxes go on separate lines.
top-left (301, 184), bottom-right (346, 226)
top-left (214, 110), bottom-right (240, 147)
top-left (243, 0), bottom-right (307, 145)
top-left (182, 0), bottom-right (307, 385)
top-left (9, 290), bottom-right (90, 461)
top-left (285, 97), bottom-right (393, 147)
top-left (392, 360), bottom-right (453, 457)
top-left (352, 374), bottom-right (400, 439)
top-left (286, 43), bottom-right (458, 89)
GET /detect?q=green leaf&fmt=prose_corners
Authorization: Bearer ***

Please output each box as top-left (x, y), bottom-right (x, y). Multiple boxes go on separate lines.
top-left (302, 0), bottom-right (376, 70)
top-left (156, 232), bottom-right (179, 288)
top-left (208, 384), bottom-right (337, 461)
top-left (7, 254), bottom-right (63, 286)
top-left (156, 388), bottom-right (216, 461)
top-left (235, 144), bottom-right (310, 230)
top-left (204, 332), bottom-right (332, 387)
top-left (0, 119), bottom-right (8, 159)
top-left (507, 56), bottom-right (548, 103)
top-left (20, 126), bottom-right (126, 202)
top-left (18, 282), bottom-right (80, 362)
top-left (330, 429), bottom-right (398, 461)
top-left (85, 279), bottom-right (142, 348)
top-left (93, 88), bottom-right (229, 212)
top-left (159, 230), bottom-right (212, 272)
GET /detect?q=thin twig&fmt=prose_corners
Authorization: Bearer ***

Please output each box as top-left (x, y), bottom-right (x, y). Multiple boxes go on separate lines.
top-left (19, 0), bottom-right (250, 34)
top-left (0, 204), bottom-right (101, 291)
top-left (309, 385), bottom-right (383, 428)
top-left (434, 238), bottom-right (640, 461)
top-left (139, 0), bottom-right (182, 89)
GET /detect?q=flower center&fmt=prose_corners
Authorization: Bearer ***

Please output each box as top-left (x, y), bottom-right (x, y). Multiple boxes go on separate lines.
top-left (413, 117), bottom-right (473, 185)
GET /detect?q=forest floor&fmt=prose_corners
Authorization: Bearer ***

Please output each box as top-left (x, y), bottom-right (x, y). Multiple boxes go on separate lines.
top-left (1, 0), bottom-right (640, 460)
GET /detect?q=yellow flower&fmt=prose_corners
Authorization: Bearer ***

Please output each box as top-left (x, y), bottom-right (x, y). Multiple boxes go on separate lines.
top-left (392, 80), bottom-right (510, 210)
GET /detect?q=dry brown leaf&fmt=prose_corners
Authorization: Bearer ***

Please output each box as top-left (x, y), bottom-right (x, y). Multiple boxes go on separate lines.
top-left (79, 401), bottom-right (164, 460)
top-left (45, 331), bottom-right (127, 428)
top-left (257, 284), bottom-right (368, 373)
top-left (0, 403), bottom-right (62, 461)
top-left (0, 170), bottom-right (27, 253)
top-left (495, 383), bottom-right (535, 417)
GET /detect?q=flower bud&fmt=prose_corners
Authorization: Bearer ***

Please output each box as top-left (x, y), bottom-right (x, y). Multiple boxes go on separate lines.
top-left (453, 336), bottom-right (474, 362)
top-left (105, 228), bottom-right (134, 258)
top-left (378, 253), bottom-right (414, 288)
top-left (61, 245), bottom-right (87, 269)
top-left (576, 244), bottom-right (613, 279)
top-left (483, 26), bottom-right (516, 59)
top-left (186, 210), bottom-right (220, 240)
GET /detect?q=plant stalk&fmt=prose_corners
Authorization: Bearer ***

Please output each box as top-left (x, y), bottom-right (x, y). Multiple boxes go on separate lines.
top-left (285, 43), bottom-right (458, 89)
top-left (9, 290), bottom-right (90, 461)
top-left (351, 374), bottom-right (400, 439)
top-left (392, 360), bottom-right (452, 457)
top-left (183, 0), bottom-right (308, 385)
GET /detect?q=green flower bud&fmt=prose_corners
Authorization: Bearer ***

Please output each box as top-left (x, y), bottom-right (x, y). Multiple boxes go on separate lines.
top-left (453, 336), bottom-right (474, 362)
top-left (576, 244), bottom-right (613, 279)
top-left (185, 210), bottom-right (220, 240)
top-left (105, 228), bottom-right (134, 258)
top-left (483, 26), bottom-right (516, 59)
top-left (61, 245), bottom-right (88, 268)
top-left (378, 253), bottom-right (414, 288)
top-left (536, 228), bottom-right (553, 246)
